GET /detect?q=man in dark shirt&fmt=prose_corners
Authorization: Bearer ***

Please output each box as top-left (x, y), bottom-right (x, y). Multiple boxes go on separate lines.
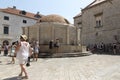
top-left (49, 40), bottom-right (54, 56)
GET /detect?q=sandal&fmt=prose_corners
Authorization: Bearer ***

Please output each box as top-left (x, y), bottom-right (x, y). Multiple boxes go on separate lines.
top-left (18, 73), bottom-right (22, 77)
top-left (22, 76), bottom-right (28, 79)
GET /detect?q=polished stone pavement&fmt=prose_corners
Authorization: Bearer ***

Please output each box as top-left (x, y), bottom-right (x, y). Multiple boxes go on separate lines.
top-left (0, 53), bottom-right (120, 80)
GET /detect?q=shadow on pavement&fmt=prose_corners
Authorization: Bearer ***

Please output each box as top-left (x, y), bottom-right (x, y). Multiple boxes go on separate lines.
top-left (39, 52), bottom-right (92, 58)
top-left (3, 76), bottom-right (21, 80)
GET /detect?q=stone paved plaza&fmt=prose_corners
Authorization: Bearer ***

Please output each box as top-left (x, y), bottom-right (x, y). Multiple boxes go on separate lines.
top-left (0, 53), bottom-right (120, 80)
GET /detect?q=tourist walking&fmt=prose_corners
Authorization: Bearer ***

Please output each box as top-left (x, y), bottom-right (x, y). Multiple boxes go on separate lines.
top-left (15, 34), bottom-right (32, 79)
top-left (54, 39), bottom-right (60, 53)
top-left (10, 41), bottom-right (17, 64)
top-left (49, 40), bottom-right (54, 56)
top-left (113, 43), bottom-right (117, 55)
top-left (3, 43), bottom-right (9, 56)
top-left (33, 41), bottom-right (39, 61)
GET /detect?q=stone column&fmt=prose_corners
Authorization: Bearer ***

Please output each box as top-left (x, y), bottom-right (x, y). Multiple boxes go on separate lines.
top-left (77, 28), bottom-right (80, 45)
top-left (38, 25), bottom-right (41, 44)
top-left (66, 26), bottom-right (69, 45)
top-left (51, 23), bottom-right (54, 41)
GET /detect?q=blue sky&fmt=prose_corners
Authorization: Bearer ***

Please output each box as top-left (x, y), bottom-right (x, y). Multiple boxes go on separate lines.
top-left (0, 0), bottom-right (94, 24)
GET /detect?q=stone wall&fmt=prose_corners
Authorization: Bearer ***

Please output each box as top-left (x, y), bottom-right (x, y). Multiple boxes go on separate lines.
top-left (39, 45), bottom-right (81, 53)
top-left (23, 22), bottom-right (80, 53)
top-left (74, 0), bottom-right (120, 46)
top-left (0, 11), bottom-right (37, 44)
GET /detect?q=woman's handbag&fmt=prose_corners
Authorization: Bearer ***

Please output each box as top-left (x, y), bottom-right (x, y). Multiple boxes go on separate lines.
top-left (26, 57), bottom-right (30, 67)
top-left (26, 62), bottom-right (30, 67)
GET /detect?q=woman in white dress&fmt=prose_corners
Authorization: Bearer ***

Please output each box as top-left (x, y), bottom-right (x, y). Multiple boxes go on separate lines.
top-left (15, 35), bottom-right (32, 79)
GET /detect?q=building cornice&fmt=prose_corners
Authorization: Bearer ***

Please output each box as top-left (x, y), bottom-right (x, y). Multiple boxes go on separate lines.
top-left (82, 0), bottom-right (111, 11)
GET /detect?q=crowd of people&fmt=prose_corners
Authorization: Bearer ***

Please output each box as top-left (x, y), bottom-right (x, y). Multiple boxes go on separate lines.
top-left (0, 34), bottom-right (61, 79)
top-left (0, 35), bottom-right (40, 79)
top-left (0, 35), bottom-right (120, 79)
top-left (87, 42), bottom-right (120, 55)
top-left (49, 39), bottom-right (60, 57)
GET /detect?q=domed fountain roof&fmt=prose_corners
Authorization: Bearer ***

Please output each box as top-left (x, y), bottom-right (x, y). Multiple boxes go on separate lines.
top-left (38, 14), bottom-right (70, 24)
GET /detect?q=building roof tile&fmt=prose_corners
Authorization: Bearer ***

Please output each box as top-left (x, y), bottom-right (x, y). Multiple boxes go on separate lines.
top-left (0, 7), bottom-right (43, 20)
top-left (74, 13), bottom-right (82, 18)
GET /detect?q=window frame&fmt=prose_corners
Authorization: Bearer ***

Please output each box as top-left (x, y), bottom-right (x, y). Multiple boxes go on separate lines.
top-left (3, 25), bottom-right (9, 34)
top-left (4, 16), bottom-right (9, 20)
top-left (94, 12), bottom-right (103, 28)
top-left (23, 20), bottom-right (27, 24)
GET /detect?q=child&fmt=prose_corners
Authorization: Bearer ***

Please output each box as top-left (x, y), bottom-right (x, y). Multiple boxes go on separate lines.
top-left (10, 42), bottom-right (17, 64)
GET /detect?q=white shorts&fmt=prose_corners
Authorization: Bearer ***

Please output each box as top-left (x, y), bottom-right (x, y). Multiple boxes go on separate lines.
top-left (11, 52), bottom-right (15, 56)
top-left (34, 49), bottom-right (39, 53)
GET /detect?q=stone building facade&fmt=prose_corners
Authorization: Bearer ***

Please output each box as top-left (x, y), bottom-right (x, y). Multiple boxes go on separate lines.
top-left (23, 14), bottom-right (81, 53)
top-left (74, 0), bottom-right (120, 46)
top-left (0, 7), bottom-right (43, 45)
